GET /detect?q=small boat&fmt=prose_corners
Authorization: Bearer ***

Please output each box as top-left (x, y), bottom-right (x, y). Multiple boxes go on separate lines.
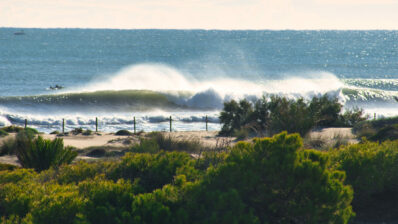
top-left (14, 30), bottom-right (25, 35)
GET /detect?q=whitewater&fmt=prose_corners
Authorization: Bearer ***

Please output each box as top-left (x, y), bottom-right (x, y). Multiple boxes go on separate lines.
top-left (1, 29), bottom-right (398, 133)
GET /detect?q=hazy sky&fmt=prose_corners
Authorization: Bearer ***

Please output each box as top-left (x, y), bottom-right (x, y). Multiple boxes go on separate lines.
top-left (2, 0), bottom-right (398, 29)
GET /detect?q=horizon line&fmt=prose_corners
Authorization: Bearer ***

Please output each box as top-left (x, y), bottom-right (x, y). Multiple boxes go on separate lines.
top-left (2, 26), bottom-right (398, 32)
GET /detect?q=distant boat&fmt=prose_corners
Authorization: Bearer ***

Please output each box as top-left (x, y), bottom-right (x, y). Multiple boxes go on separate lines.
top-left (14, 30), bottom-right (25, 35)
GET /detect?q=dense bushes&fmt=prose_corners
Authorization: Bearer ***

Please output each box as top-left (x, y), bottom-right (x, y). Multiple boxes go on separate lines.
top-left (220, 94), bottom-right (367, 137)
top-left (181, 132), bottom-right (354, 223)
top-left (329, 140), bottom-right (398, 222)
top-left (353, 116), bottom-right (398, 141)
top-left (0, 133), bottom-right (356, 223)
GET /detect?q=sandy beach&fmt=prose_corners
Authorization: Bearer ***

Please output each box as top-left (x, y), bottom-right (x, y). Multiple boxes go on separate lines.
top-left (0, 128), bottom-right (357, 166)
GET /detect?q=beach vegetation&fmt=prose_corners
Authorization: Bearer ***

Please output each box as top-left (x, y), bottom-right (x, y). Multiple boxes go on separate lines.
top-left (0, 126), bottom-right (24, 133)
top-left (220, 94), bottom-right (367, 137)
top-left (82, 129), bottom-right (93, 136)
top-left (15, 136), bottom-right (77, 172)
top-left (0, 126), bottom-right (39, 135)
top-left (0, 129), bottom-right (9, 137)
top-left (0, 132), bottom-right (356, 223)
top-left (0, 163), bottom-right (17, 171)
top-left (115, 129), bottom-right (132, 136)
top-left (0, 129), bottom-right (38, 156)
top-left (353, 116), bottom-right (398, 141)
top-left (329, 139), bottom-right (398, 222)
top-left (71, 127), bottom-right (83, 135)
top-left (131, 132), bottom-right (203, 153)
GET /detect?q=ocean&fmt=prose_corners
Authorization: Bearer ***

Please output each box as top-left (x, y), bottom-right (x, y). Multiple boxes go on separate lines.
top-left (1, 28), bottom-right (398, 133)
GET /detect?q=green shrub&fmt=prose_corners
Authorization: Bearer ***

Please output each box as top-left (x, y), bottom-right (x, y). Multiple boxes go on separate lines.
top-left (0, 163), bottom-right (17, 171)
top-left (219, 99), bottom-right (254, 136)
top-left (0, 129), bottom-right (9, 137)
top-left (0, 132), bottom-right (360, 223)
top-left (309, 94), bottom-right (342, 126)
top-left (29, 184), bottom-right (85, 224)
top-left (182, 132), bottom-right (354, 223)
top-left (16, 136), bottom-right (77, 172)
top-left (0, 126), bottom-right (24, 133)
top-left (233, 128), bottom-right (249, 140)
top-left (353, 116), bottom-right (398, 141)
top-left (338, 107), bottom-right (368, 127)
top-left (115, 129), bottom-right (132, 136)
top-left (78, 179), bottom-right (137, 224)
top-left (330, 140), bottom-right (398, 222)
top-left (39, 161), bottom-right (113, 184)
top-left (368, 124), bottom-right (398, 142)
top-left (131, 138), bottom-right (160, 153)
top-left (108, 152), bottom-right (193, 192)
top-left (0, 138), bottom-right (16, 156)
top-left (219, 94), bottom-right (359, 137)
top-left (71, 128), bottom-right (83, 135)
top-left (268, 96), bottom-right (314, 136)
top-left (82, 129), bottom-right (93, 136)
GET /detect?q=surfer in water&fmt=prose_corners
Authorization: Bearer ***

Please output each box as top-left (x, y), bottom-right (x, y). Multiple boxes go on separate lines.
top-left (49, 84), bottom-right (64, 90)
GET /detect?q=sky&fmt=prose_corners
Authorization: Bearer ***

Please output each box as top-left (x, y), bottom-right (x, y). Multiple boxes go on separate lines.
top-left (1, 0), bottom-right (398, 29)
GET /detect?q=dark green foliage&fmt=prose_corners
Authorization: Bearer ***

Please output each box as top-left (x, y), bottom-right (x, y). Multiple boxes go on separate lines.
top-left (39, 160), bottom-right (113, 184)
top-left (109, 152), bottom-right (192, 192)
top-left (268, 96), bottom-right (314, 136)
top-left (0, 163), bottom-right (17, 171)
top-left (79, 179), bottom-right (136, 224)
top-left (82, 129), bottom-right (93, 136)
top-left (353, 116), bottom-right (398, 141)
top-left (234, 128), bottom-right (249, 140)
top-left (0, 126), bottom-right (24, 133)
top-left (16, 136), bottom-right (77, 172)
top-left (0, 129), bottom-right (9, 137)
top-left (338, 107), bottom-right (368, 127)
top-left (115, 129), bottom-right (132, 136)
top-left (330, 140), bottom-right (398, 222)
top-left (368, 124), bottom-right (398, 142)
top-left (0, 126), bottom-right (39, 135)
top-left (86, 148), bottom-right (106, 157)
top-left (70, 127), bottom-right (83, 135)
top-left (219, 94), bottom-right (360, 137)
top-left (0, 133), bottom-right (357, 223)
top-left (50, 130), bottom-right (60, 135)
top-left (219, 99), bottom-right (254, 136)
top-left (181, 132), bottom-right (354, 223)
top-left (309, 94), bottom-right (342, 126)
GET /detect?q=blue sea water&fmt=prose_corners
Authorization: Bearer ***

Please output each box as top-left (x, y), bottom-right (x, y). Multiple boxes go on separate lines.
top-left (1, 28), bottom-right (398, 132)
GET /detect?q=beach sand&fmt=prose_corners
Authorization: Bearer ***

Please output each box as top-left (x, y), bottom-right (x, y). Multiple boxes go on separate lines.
top-left (0, 128), bottom-right (357, 166)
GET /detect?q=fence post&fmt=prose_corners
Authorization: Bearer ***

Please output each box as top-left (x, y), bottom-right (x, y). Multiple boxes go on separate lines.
top-left (24, 119), bottom-right (27, 129)
top-left (95, 117), bottom-right (98, 132)
top-left (205, 115), bottom-right (208, 131)
top-left (62, 118), bottom-right (65, 134)
top-left (133, 116), bottom-right (136, 134)
top-left (169, 116), bottom-right (172, 132)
